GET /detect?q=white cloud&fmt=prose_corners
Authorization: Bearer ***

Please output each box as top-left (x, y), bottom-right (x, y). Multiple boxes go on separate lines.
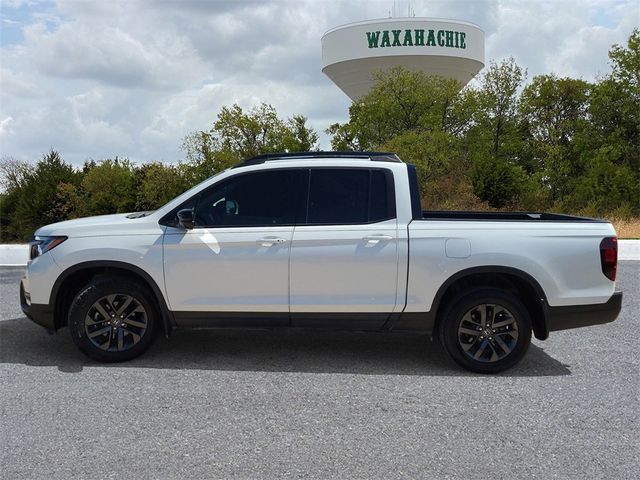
top-left (486, 0), bottom-right (637, 80)
top-left (0, 0), bottom-right (636, 165)
top-left (22, 16), bottom-right (207, 89)
top-left (0, 116), bottom-right (15, 136)
top-left (0, 67), bottom-right (44, 97)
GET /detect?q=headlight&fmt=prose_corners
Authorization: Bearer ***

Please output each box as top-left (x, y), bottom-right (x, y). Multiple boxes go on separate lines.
top-left (29, 236), bottom-right (67, 260)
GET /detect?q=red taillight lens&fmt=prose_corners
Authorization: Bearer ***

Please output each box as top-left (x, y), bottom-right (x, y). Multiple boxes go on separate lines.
top-left (600, 236), bottom-right (617, 281)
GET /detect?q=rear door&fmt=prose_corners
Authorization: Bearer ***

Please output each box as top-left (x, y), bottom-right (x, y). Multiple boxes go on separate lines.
top-left (289, 167), bottom-right (399, 329)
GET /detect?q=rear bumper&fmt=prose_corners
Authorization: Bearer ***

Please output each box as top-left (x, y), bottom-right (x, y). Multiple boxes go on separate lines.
top-left (20, 279), bottom-right (55, 332)
top-left (546, 291), bottom-right (623, 332)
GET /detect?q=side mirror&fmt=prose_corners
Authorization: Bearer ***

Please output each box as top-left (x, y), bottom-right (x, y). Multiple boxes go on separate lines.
top-left (177, 209), bottom-right (195, 229)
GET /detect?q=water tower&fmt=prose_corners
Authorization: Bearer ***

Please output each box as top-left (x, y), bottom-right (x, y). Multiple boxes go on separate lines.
top-left (321, 17), bottom-right (485, 100)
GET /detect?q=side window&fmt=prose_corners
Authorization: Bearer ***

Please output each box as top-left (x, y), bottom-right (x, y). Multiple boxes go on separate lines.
top-left (369, 169), bottom-right (392, 222)
top-left (307, 168), bottom-right (395, 224)
top-left (193, 170), bottom-right (299, 227)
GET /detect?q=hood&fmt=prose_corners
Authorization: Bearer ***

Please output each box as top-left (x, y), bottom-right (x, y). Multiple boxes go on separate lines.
top-left (34, 212), bottom-right (162, 238)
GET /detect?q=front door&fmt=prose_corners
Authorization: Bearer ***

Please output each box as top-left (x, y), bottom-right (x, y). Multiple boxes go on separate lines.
top-left (163, 169), bottom-right (304, 325)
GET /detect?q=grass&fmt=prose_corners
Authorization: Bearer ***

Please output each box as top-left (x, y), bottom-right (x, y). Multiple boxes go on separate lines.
top-left (611, 218), bottom-right (640, 239)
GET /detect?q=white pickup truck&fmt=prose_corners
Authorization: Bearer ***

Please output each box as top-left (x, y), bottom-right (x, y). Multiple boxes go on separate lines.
top-left (20, 152), bottom-right (622, 372)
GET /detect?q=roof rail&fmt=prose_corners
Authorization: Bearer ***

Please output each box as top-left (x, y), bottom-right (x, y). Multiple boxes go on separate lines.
top-left (232, 151), bottom-right (402, 168)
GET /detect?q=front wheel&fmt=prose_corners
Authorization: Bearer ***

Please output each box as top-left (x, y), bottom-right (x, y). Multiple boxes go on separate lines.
top-left (439, 288), bottom-right (532, 373)
top-left (68, 277), bottom-right (158, 362)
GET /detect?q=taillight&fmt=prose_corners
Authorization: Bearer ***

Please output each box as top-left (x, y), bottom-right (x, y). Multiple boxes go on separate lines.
top-left (599, 236), bottom-right (617, 281)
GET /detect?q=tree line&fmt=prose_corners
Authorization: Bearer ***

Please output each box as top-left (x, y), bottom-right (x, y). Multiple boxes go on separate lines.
top-left (1, 30), bottom-right (637, 242)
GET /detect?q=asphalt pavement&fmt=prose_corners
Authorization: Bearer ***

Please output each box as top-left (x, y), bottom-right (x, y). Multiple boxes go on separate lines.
top-left (1, 263), bottom-right (638, 479)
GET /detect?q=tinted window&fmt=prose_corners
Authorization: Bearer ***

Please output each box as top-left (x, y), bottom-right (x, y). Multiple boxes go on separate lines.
top-left (193, 170), bottom-right (299, 227)
top-left (369, 170), bottom-right (391, 222)
top-left (307, 169), bottom-right (394, 224)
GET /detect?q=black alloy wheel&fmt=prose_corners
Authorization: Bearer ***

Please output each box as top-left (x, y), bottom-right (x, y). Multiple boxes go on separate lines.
top-left (457, 303), bottom-right (519, 363)
top-left (84, 293), bottom-right (149, 353)
top-left (440, 288), bottom-right (532, 373)
top-left (69, 277), bottom-right (157, 362)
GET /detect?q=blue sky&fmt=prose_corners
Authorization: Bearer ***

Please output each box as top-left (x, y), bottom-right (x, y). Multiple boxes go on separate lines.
top-left (1, 0), bottom-right (638, 166)
top-left (1, 0), bottom-right (59, 45)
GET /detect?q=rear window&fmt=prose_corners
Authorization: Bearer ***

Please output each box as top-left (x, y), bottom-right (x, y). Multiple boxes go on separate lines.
top-left (306, 168), bottom-right (395, 224)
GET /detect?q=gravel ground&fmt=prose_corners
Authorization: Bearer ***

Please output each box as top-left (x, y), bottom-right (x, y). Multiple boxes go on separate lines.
top-left (1, 263), bottom-right (638, 479)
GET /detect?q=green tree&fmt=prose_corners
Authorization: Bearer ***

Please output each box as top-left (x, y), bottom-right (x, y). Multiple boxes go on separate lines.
top-left (135, 162), bottom-right (188, 210)
top-left (50, 182), bottom-right (83, 221)
top-left (213, 103), bottom-right (283, 159)
top-left (519, 75), bottom-right (590, 201)
top-left (327, 67), bottom-right (469, 150)
top-left (471, 156), bottom-right (526, 209)
top-left (383, 130), bottom-right (455, 185)
top-left (473, 57), bottom-right (526, 159)
top-left (181, 131), bottom-right (216, 167)
top-left (179, 137), bottom-right (237, 186)
top-left (573, 29), bottom-right (640, 215)
top-left (0, 157), bottom-right (32, 241)
top-left (570, 146), bottom-right (640, 214)
top-left (326, 122), bottom-right (361, 151)
top-left (589, 29), bottom-right (639, 172)
top-left (282, 115), bottom-right (319, 152)
top-left (467, 58), bottom-right (528, 207)
top-left (8, 150), bottom-right (81, 240)
top-left (80, 158), bottom-right (137, 216)
top-left (0, 157), bottom-right (30, 191)
top-left (520, 75), bottom-right (590, 149)
top-left (609, 28), bottom-right (640, 91)
top-left (182, 103), bottom-right (319, 183)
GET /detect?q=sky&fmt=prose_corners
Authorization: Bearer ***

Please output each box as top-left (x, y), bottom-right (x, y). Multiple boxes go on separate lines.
top-left (0, 0), bottom-right (638, 166)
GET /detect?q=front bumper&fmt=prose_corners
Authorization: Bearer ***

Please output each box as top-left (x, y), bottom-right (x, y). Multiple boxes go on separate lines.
top-left (546, 291), bottom-right (623, 332)
top-left (20, 279), bottom-right (55, 332)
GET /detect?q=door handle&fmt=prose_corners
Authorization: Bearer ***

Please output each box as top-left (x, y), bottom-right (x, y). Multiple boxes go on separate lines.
top-left (257, 237), bottom-right (288, 247)
top-left (363, 235), bottom-right (393, 245)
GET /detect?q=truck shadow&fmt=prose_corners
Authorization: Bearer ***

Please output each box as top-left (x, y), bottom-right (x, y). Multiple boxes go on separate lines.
top-left (0, 317), bottom-right (571, 376)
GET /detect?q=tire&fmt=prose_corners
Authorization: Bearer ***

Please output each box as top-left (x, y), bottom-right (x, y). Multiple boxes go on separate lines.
top-left (68, 276), bottom-right (158, 362)
top-left (439, 288), bottom-right (532, 374)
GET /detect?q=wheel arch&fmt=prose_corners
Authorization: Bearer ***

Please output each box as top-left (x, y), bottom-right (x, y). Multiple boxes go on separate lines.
top-left (50, 260), bottom-right (175, 336)
top-left (431, 266), bottom-right (550, 341)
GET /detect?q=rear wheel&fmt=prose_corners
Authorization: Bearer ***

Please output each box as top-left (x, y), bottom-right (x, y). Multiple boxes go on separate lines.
top-left (68, 277), bottom-right (157, 362)
top-left (439, 288), bottom-right (532, 373)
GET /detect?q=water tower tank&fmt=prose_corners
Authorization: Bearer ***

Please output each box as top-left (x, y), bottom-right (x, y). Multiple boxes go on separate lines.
top-left (322, 18), bottom-right (485, 100)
